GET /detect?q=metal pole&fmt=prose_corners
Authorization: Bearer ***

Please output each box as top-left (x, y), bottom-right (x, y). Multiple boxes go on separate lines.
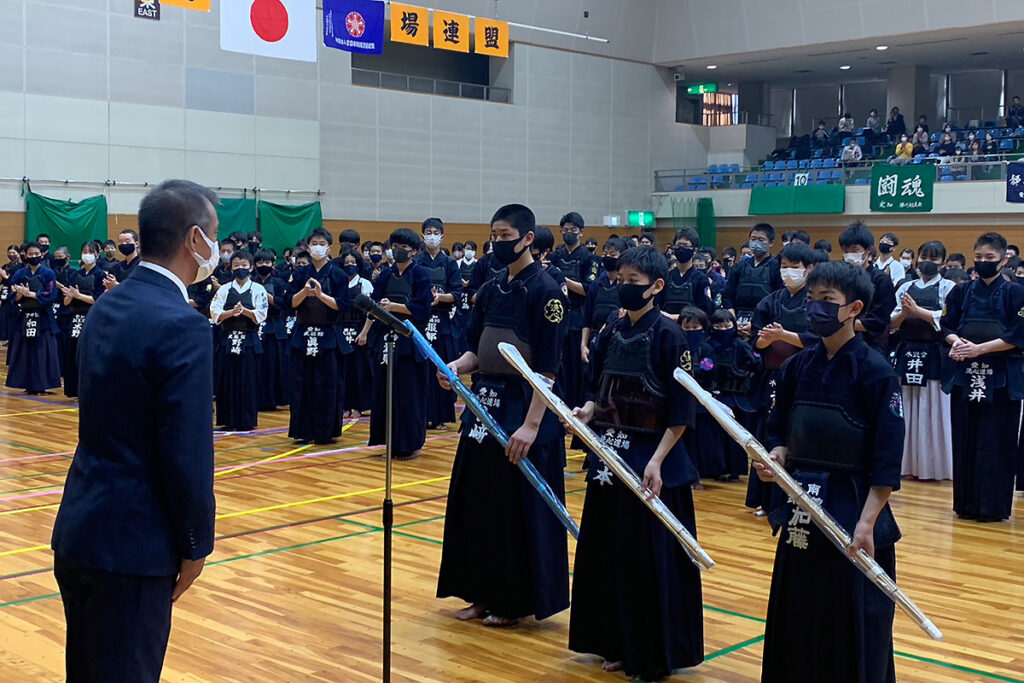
top-left (382, 331), bottom-right (395, 683)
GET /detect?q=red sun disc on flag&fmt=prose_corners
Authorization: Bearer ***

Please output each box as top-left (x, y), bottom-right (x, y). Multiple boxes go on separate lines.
top-left (345, 11), bottom-right (366, 37)
top-left (250, 0), bottom-right (290, 43)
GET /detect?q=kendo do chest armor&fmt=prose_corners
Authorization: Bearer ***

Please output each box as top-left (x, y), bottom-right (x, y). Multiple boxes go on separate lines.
top-left (221, 287), bottom-right (259, 332)
top-left (593, 328), bottom-right (669, 435)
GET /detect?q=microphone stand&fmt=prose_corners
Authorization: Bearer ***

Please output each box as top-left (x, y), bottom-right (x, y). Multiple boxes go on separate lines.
top-left (383, 329), bottom-right (396, 683)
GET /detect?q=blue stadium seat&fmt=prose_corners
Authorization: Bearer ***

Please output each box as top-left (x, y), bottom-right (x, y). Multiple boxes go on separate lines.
top-left (812, 149), bottom-right (824, 158)
top-left (956, 175), bottom-right (968, 181)
top-left (810, 159), bottom-right (823, 169)
top-left (711, 174), bottom-right (726, 184)
top-left (674, 185), bottom-right (684, 191)
top-left (744, 174), bottom-right (759, 183)
top-left (939, 176), bottom-right (953, 182)
top-left (1000, 139), bottom-right (1015, 150)
top-left (786, 160), bottom-right (799, 170)
top-left (740, 183), bottom-right (754, 189)
top-left (856, 136), bottom-right (866, 146)
top-left (769, 172), bottom-right (784, 181)
top-left (853, 178), bottom-right (869, 185)
top-left (728, 164), bottom-right (741, 173)
top-left (823, 158), bottom-right (837, 169)
top-left (930, 133), bottom-right (941, 142)
top-left (1016, 127), bottom-right (1024, 137)
top-left (763, 182), bottom-right (777, 187)
top-left (798, 160), bottom-right (810, 169)
top-left (708, 164), bottom-right (720, 174)
top-left (815, 180), bottom-right (829, 185)
top-left (912, 154), bottom-right (925, 164)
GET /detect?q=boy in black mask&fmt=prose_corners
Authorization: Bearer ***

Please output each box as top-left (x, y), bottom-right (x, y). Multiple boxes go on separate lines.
top-left (755, 261), bottom-right (903, 683)
top-left (580, 237), bottom-right (628, 364)
top-left (568, 245), bottom-right (702, 680)
top-left (436, 204), bottom-right (569, 628)
top-left (254, 249), bottom-right (290, 410)
top-left (941, 232), bottom-right (1024, 521)
top-left (662, 228), bottom-right (715, 318)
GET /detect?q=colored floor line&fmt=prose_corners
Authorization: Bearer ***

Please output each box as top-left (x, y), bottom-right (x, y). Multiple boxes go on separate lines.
top-left (0, 440), bottom-right (51, 455)
top-left (0, 391), bottom-right (76, 408)
top-left (0, 407), bottom-right (78, 419)
top-left (1, 517), bottom-right (1021, 683)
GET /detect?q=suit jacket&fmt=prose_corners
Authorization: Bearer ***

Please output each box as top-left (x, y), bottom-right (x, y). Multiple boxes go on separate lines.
top-left (51, 265), bottom-right (216, 577)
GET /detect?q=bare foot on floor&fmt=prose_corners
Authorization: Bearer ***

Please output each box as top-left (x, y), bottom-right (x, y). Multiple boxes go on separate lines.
top-left (455, 604), bottom-right (487, 620)
top-left (482, 614), bottom-right (518, 628)
top-left (602, 660), bottom-right (624, 672)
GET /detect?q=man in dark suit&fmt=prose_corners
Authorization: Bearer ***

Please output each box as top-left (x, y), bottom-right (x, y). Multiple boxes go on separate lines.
top-left (51, 179), bottom-right (220, 682)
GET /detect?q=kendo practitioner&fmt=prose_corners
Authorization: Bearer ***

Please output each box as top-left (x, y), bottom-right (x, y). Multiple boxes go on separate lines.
top-left (569, 246), bottom-right (703, 680)
top-left (679, 306), bottom-right (724, 484)
top-left (97, 239), bottom-right (118, 272)
top-left (941, 232), bottom-right (1024, 521)
top-left (580, 237), bottom-right (627, 364)
top-left (337, 247), bottom-right (372, 418)
top-left (662, 228), bottom-right (715, 318)
top-left (722, 223), bottom-right (782, 339)
top-left (414, 218), bottom-right (463, 429)
top-left (212, 240), bottom-right (235, 287)
top-left (891, 241), bottom-right (954, 481)
top-left (747, 241), bottom-right (819, 511)
top-left (289, 228), bottom-right (349, 445)
top-left (436, 204), bottom-right (570, 627)
top-left (58, 242), bottom-right (107, 398)
top-left (0, 245), bottom-right (21, 342)
top-left (357, 229), bottom-right (433, 460)
top-left (50, 246), bottom-right (75, 378)
top-left (6, 242), bottom-right (61, 394)
top-left (550, 211), bottom-right (601, 409)
top-left (756, 261), bottom-right (904, 683)
top-left (838, 222), bottom-right (896, 355)
top-left (104, 229), bottom-right (141, 290)
top-left (36, 233), bottom-right (54, 268)
top-left (468, 241), bottom-right (506, 295)
top-left (254, 249), bottom-right (290, 411)
top-left (210, 251), bottom-right (268, 432)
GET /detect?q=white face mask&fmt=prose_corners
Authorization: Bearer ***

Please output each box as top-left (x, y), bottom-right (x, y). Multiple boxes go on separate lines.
top-left (843, 252), bottom-right (865, 266)
top-left (464, 249), bottom-right (475, 260)
top-left (80, 253), bottom-right (96, 266)
top-left (900, 258), bottom-right (913, 268)
top-left (310, 244), bottom-right (329, 260)
top-left (192, 229), bottom-right (219, 284)
top-left (424, 234), bottom-right (442, 249)
top-left (780, 267), bottom-right (806, 288)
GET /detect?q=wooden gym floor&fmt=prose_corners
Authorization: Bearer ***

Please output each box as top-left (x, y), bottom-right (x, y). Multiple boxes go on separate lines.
top-left (0, 361), bottom-right (1022, 682)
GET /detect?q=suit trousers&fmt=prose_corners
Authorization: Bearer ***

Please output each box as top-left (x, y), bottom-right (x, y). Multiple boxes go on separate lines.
top-left (54, 554), bottom-right (175, 683)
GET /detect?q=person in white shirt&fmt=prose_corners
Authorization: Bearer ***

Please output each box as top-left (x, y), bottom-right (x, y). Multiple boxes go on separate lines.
top-left (210, 250), bottom-right (268, 431)
top-left (841, 138), bottom-right (862, 163)
top-left (875, 232), bottom-right (906, 285)
top-left (890, 241), bottom-right (955, 480)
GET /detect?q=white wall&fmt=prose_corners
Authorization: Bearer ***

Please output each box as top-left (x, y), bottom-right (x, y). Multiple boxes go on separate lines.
top-left (0, 1), bottom-right (692, 228)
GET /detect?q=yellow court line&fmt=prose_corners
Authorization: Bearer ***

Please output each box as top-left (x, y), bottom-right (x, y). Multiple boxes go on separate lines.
top-left (215, 475), bottom-right (453, 520)
top-left (0, 408), bottom-right (78, 419)
top-left (0, 503), bottom-right (59, 517)
top-left (215, 444), bottom-right (311, 477)
top-left (0, 544), bottom-right (49, 558)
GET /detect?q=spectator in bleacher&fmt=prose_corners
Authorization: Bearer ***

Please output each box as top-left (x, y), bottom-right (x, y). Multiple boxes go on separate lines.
top-left (941, 123), bottom-right (957, 143)
top-left (916, 114), bottom-right (929, 134)
top-left (966, 140), bottom-right (981, 162)
top-left (865, 109), bottom-right (882, 137)
top-left (893, 135), bottom-right (913, 163)
top-left (936, 133), bottom-right (956, 157)
top-left (911, 126), bottom-right (930, 155)
top-left (811, 120), bottom-right (830, 148)
top-left (1008, 96), bottom-right (1024, 128)
top-left (838, 112), bottom-right (855, 136)
top-left (885, 106), bottom-right (906, 137)
top-left (841, 138), bottom-right (863, 163)
top-left (983, 132), bottom-right (999, 156)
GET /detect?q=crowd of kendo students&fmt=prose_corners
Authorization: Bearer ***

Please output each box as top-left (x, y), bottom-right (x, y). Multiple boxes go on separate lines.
top-left (2, 215), bottom-right (1022, 520)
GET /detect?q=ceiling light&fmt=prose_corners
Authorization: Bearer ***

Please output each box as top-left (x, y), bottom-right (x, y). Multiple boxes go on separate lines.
top-left (876, 45), bottom-right (888, 51)
top-left (706, 64), bottom-right (717, 70)
top-left (840, 65), bottom-right (851, 70)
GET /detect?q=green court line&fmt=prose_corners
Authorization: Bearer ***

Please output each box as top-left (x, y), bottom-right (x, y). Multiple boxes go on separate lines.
top-left (893, 651), bottom-right (1024, 683)
top-left (206, 528), bottom-right (379, 567)
top-left (0, 440), bottom-right (51, 454)
top-left (704, 604), bottom-right (766, 624)
top-left (704, 634), bottom-right (765, 661)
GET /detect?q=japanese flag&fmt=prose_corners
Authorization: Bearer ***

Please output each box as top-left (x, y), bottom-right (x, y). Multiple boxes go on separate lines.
top-left (221, 0), bottom-right (317, 62)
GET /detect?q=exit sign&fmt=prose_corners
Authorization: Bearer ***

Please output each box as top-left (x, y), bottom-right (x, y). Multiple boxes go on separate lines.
top-left (686, 82), bottom-right (718, 95)
top-left (627, 211), bottom-right (655, 227)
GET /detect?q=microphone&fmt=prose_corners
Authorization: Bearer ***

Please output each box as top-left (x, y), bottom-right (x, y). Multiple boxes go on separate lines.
top-left (354, 293), bottom-right (412, 337)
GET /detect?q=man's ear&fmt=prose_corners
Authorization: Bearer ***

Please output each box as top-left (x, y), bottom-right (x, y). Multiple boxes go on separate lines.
top-left (848, 299), bottom-right (866, 318)
top-left (649, 277), bottom-right (666, 296)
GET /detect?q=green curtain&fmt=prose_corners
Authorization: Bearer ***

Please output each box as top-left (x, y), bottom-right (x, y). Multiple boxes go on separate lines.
top-left (25, 192), bottom-right (108, 252)
top-left (216, 198), bottom-right (258, 241)
top-left (749, 184), bottom-right (845, 215)
top-left (258, 201), bottom-right (323, 254)
top-left (695, 197), bottom-right (716, 249)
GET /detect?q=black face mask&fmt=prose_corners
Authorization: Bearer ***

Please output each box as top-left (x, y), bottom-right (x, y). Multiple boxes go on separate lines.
top-left (674, 246), bottom-right (695, 263)
top-left (711, 327), bottom-right (737, 346)
top-left (54, 258), bottom-right (68, 269)
top-left (392, 247), bottom-right (411, 264)
top-left (684, 329), bottom-right (706, 352)
top-left (917, 260), bottom-right (940, 279)
top-left (232, 268), bottom-right (250, 281)
top-left (974, 260), bottom-right (1000, 279)
top-left (586, 245), bottom-right (597, 253)
top-left (256, 264), bottom-right (274, 277)
top-left (601, 256), bottom-right (619, 272)
top-left (370, 253), bottom-right (383, 264)
top-left (879, 242), bottom-right (894, 255)
top-left (118, 243), bottom-right (136, 256)
top-left (807, 300), bottom-right (848, 337)
top-left (25, 255), bottom-right (42, 267)
top-left (618, 283), bottom-right (654, 312)
top-left (39, 244), bottom-right (49, 253)
top-left (563, 232), bottom-right (580, 247)
top-left (343, 265), bottom-right (359, 277)
top-left (491, 237), bottom-right (528, 266)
